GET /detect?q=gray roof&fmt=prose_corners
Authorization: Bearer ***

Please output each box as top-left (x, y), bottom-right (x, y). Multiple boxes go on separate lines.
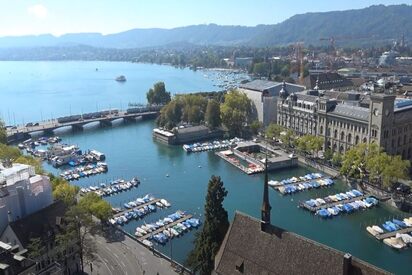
top-left (239, 80), bottom-right (281, 92)
top-left (296, 93), bottom-right (318, 103)
top-left (329, 104), bottom-right (369, 122)
top-left (214, 212), bottom-right (391, 275)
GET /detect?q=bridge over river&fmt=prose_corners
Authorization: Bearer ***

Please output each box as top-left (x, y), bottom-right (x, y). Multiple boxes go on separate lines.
top-left (6, 107), bottom-right (161, 143)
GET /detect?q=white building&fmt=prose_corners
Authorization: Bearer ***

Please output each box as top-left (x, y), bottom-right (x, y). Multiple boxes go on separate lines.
top-left (239, 80), bottom-right (305, 126)
top-left (0, 163), bottom-right (53, 234)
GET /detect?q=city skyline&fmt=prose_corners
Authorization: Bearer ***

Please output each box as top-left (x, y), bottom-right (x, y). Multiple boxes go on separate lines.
top-left (0, 0), bottom-right (410, 36)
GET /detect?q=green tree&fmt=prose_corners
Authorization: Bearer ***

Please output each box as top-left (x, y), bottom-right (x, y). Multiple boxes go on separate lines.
top-left (205, 99), bottom-right (221, 129)
top-left (220, 90), bottom-right (252, 137)
top-left (0, 119), bottom-right (6, 144)
top-left (381, 155), bottom-right (410, 188)
top-left (323, 148), bottom-right (333, 161)
top-left (146, 82), bottom-right (171, 105)
top-left (250, 120), bottom-right (263, 135)
top-left (265, 123), bottom-right (284, 140)
top-left (53, 182), bottom-right (79, 206)
top-left (27, 237), bottom-right (46, 259)
top-left (187, 176), bottom-right (229, 274)
top-left (331, 152), bottom-right (343, 167)
top-left (280, 129), bottom-right (295, 147)
top-left (0, 144), bottom-right (21, 160)
top-left (253, 62), bottom-right (270, 77)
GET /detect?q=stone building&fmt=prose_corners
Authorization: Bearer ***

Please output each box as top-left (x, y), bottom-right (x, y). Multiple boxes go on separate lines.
top-left (277, 85), bottom-right (412, 160)
top-left (239, 80), bottom-right (305, 126)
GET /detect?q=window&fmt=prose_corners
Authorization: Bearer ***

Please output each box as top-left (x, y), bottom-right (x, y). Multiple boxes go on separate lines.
top-left (340, 131), bottom-right (345, 141)
top-left (347, 133), bottom-right (352, 143)
top-left (355, 135), bottom-right (359, 145)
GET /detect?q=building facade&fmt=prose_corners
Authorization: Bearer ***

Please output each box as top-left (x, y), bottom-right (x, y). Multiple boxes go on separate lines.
top-left (239, 80), bottom-right (305, 126)
top-left (277, 88), bottom-right (412, 160)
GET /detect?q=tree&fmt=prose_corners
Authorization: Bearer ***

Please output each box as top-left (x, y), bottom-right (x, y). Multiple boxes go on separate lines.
top-left (53, 182), bottom-right (79, 206)
top-left (331, 152), bottom-right (343, 167)
top-left (0, 143), bottom-right (21, 160)
top-left (220, 90), bottom-right (252, 137)
top-left (250, 120), bottom-right (262, 135)
top-left (146, 82), bottom-right (171, 105)
top-left (0, 119), bottom-right (6, 144)
top-left (381, 155), bottom-right (410, 188)
top-left (205, 99), bottom-right (221, 129)
top-left (187, 176), bottom-right (229, 274)
top-left (265, 123), bottom-right (284, 140)
top-left (323, 148), bottom-right (333, 161)
top-left (27, 237), bottom-right (46, 259)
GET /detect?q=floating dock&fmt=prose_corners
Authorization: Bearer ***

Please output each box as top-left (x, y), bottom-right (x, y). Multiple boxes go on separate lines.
top-left (375, 227), bottom-right (412, 240)
top-left (114, 199), bottom-right (161, 218)
top-left (273, 176), bottom-right (333, 195)
top-left (300, 195), bottom-right (369, 212)
top-left (138, 214), bottom-right (193, 240)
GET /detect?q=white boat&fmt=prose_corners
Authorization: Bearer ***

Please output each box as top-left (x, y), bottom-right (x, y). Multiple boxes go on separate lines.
top-left (160, 199), bottom-right (171, 207)
top-left (366, 226), bottom-right (379, 236)
top-left (142, 240), bottom-right (153, 248)
top-left (372, 225), bottom-right (384, 234)
top-left (383, 237), bottom-right (406, 249)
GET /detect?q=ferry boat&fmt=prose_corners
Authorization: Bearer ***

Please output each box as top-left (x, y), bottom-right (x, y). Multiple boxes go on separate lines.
top-left (115, 75), bottom-right (126, 82)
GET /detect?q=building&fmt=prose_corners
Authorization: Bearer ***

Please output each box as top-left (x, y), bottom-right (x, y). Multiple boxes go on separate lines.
top-left (214, 156), bottom-right (390, 275)
top-left (277, 87), bottom-right (412, 160)
top-left (304, 72), bottom-right (353, 90)
top-left (1, 201), bottom-right (77, 274)
top-left (0, 163), bottom-right (53, 234)
top-left (239, 80), bottom-right (305, 126)
top-left (0, 241), bottom-right (36, 275)
top-left (153, 125), bottom-right (224, 145)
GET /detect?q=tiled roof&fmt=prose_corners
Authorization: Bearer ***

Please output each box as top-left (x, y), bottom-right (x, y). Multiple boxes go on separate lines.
top-left (214, 212), bottom-right (391, 275)
top-left (329, 104), bottom-right (369, 121)
top-left (296, 93), bottom-right (318, 103)
top-left (239, 80), bottom-right (281, 92)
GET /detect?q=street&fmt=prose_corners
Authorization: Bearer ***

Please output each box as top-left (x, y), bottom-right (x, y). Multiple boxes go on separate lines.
top-left (84, 227), bottom-right (180, 275)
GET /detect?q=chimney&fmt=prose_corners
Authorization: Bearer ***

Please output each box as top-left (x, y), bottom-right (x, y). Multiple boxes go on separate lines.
top-left (343, 253), bottom-right (352, 275)
top-left (261, 148), bottom-right (271, 232)
top-left (7, 211), bottom-right (12, 223)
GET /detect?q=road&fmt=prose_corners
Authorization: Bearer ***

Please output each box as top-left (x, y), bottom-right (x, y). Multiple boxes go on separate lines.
top-left (84, 227), bottom-right (180, 275)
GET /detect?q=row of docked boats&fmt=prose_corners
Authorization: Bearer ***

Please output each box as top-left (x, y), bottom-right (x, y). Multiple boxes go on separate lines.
top-left (135, 211), bottom-right (201, 245)
top-left (123, 195), bottom-right (171, 210)
top-left (315, 196), bottom-right (379, 218)
top-left (183, 138), bottom-right (243, 153)
top-left (18, 136), bottom-right (61, 150)
top-left (60, 162), bottom-right (108, 181)
top-left (269, 172), bottom-right (324, 187)
top-left (275, 178), bottom-right (334, 195)
top-left (304, 189), bottom-right (365, 208)
top-left (80, 177), bottom-right (139, 197)
top-left (366, 217), bottom-right (412, 249)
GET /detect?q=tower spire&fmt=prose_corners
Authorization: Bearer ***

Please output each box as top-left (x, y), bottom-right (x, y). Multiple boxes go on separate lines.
top-left (261, 145), bottom-right (271, 232)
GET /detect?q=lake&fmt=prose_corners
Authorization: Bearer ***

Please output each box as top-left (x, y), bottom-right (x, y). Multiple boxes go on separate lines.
top-left (1, 61), bottom-right (411, 274)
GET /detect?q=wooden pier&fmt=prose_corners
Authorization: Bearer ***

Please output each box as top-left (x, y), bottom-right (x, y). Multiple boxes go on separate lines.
top-left (301, 195), bottom-right (369, 212)
top-left (114, 199), bottom-right (161, 218)
top-left (138, 214), bottom-right (193, 240)
top-left (375, 227), bottom-right (412, 240)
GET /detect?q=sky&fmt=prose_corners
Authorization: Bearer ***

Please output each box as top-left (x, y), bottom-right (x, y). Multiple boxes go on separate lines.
top-left (0, 0), bottom-right (411, 36)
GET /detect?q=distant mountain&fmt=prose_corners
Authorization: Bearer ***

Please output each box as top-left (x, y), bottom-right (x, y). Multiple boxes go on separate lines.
top-left (0, 4), bottom-right (411, 49)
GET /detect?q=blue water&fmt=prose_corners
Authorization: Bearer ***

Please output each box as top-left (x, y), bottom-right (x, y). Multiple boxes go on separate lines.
top-left (1, 62), bottom-right (411, 274)
top-left (0, 61), bottom-right (220, 124)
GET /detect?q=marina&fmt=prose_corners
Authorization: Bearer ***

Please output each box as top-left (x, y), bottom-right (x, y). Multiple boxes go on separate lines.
top-left (182, 138), bottom-right (242, 153)
top-left (3, 61), bottom-right (411, 274)
top-left (366, 217), bottom-right (412, 249)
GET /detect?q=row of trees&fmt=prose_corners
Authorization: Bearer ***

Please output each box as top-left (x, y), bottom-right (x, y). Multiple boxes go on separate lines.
top-left (155, 88), bottom-right (253, 136)
top-left (340, 143), bottom-right (410, 188)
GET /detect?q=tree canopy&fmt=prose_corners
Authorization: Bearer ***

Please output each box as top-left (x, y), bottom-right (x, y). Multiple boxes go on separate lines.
top-left (146, 82), bottom-right (171, 105)
top-left (187, 176), bottom-right (229, 274)
top-left (265, 123), bottom-right (284, 140)
top-left (205, 99), bottom-right (221, 129)
top-left (296, 135), bottom-right (324, 156)
top-left (220, 90), bottom-right (252, 137)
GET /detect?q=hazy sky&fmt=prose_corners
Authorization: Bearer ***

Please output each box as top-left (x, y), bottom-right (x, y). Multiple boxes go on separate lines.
top-left (0, 0), bottom-right (410, 36)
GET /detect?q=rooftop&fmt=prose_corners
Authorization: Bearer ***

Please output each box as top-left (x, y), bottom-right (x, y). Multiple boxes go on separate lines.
top-left (329, 104), bottom-right (369, 122)
top-left (0, 164), bottom-right (35, 187)
top-left (214, 212), bottom-right (391, 275)
top-left (239, 80), bottom-right (281, 92)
